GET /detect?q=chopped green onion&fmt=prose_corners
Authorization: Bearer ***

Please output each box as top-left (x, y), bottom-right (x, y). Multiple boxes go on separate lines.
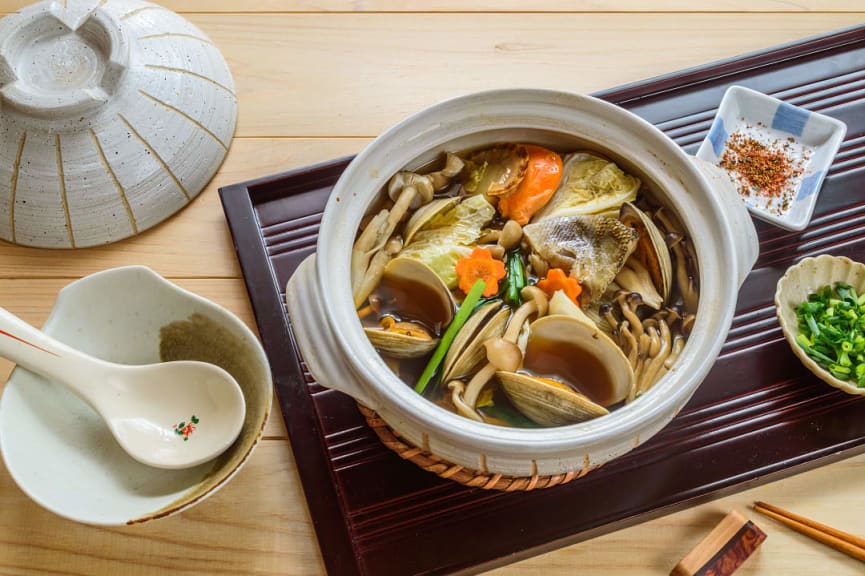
top-left (795, 281), bottom-right (865, 384)
top-left (414, 279), bottom-right (486, 395)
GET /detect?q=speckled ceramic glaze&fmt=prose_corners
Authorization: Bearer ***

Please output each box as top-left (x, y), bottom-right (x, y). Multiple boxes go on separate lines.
top-left (0, 0), bottom-right (237, 248)
top-left (776, 254), bottom-right (865, 396)
top-left (0, 266), bottom-right (271, 525)
top-left (286, 89), bottom-right (761, 478)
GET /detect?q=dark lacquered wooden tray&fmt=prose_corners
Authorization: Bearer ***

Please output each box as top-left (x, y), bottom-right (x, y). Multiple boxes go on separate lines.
top-left (220, 25), bottom-right (865, 576)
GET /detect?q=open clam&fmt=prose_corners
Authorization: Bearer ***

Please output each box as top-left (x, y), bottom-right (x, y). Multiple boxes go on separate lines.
top-left (616, 202), bottom-right (673, 308)
top-left (365, 318), bottom-right (439, 359)
top-left (497, 314), bottom-right (634, 427)
top-left (364, 257), bottom-right (455, 357)
top-left (441, 301), bottom-right (510, 382)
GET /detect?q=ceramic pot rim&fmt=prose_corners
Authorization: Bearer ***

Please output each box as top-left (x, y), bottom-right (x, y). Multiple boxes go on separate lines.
top-left (317, 88), bottom-right (739, 452)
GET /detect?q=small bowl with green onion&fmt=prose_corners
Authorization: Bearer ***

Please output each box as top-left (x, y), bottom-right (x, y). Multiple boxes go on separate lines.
top-left (776, 254), bottom-right (865, 395)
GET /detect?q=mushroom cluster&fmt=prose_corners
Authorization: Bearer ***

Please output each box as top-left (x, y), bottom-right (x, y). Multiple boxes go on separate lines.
top-left (447, 285), bottom-right (548, 421)
top-left (351, 153), bottom-right (464, 306)
top-left (601, 292), bottom-right (693, 400)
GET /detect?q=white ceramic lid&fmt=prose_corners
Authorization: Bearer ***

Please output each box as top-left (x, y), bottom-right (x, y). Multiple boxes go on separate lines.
top-left (0, 0), bottom-right (237, 248)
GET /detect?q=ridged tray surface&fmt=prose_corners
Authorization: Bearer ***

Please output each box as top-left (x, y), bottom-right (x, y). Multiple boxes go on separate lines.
top-left (220, 25), bottom-right (865, 576)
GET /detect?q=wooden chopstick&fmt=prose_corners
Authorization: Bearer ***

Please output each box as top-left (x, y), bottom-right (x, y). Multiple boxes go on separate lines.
top-left (753, 501), bottom-right (865, 563)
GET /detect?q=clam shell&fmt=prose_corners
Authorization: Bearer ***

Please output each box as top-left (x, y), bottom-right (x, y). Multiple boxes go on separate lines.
top-left (775, 255), bottom-right (865, 396)
top-left (441, 302), bottom-right (509, 382)
top-left (619, 202), bottom-right (673, 304)
top-left (381, 256), bottom-right (455, 328)
top-left (364, 326), bottom-right (439, 359)
top-left (497, 314), bottom-right (635, 426)
top-left (497, 371), bottom-right (608, 427)
top-left (0, 0), bottom-right (236, 248)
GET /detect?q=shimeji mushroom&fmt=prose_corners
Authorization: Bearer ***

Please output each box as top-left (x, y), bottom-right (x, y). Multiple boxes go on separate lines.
top-left (653, 207), bottom-right (699, 314)
top-left (351, 209), bottom-right (390, 298)
top-left (351, 154), bottom-right (465, 307)
top-left (451, 286), bottom-right (549, 420)
top-left (476, 219), bottom-right (523, 260)
top-left (605, 302), bottom-right (688, 401)
top-left (616, 291), bottom-right (644, 339)
top-left (637, 318), bottom-right (671, 395)
top-left (616, 259), bottom-right (664, 310)
top-left (353, 236), bottom-right (404, 308)
top-left (350, 173), bottom-right (434, 305)
top-left (478, 219), bottom-right (523, 244)
top-left (380, 153), bottom-right (465, 251)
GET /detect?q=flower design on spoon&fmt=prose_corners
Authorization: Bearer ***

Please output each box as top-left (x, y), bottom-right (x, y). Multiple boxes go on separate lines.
top-left (174, 415), bottom-right (199, 441)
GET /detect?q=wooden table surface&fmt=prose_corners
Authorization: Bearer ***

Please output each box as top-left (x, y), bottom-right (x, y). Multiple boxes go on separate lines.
top-left (2, 1), bottom-right (865, 574)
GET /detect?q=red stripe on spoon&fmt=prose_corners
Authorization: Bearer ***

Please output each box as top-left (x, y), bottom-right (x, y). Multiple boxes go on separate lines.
top-left (0, 329), bottom-right (60, 357)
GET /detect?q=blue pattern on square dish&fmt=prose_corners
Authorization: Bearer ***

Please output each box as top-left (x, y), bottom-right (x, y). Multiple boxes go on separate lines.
top-left (771, 101), bottom-right (810, 137)
top-left (707, 117), bottom-right (728, 157)
top-left (797, 171), bottom-right (825, 200)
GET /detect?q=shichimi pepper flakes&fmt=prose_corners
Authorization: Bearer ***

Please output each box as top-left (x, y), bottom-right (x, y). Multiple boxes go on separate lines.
top-left (719, 129), bottom-right (808, 201)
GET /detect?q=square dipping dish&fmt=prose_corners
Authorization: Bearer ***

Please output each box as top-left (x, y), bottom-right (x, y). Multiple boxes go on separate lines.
top-left (696, 84), bottom-right (846, 231)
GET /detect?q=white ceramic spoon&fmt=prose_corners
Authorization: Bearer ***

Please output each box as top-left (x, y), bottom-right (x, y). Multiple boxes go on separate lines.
top-left (0, 307), bottom-right (246, 469)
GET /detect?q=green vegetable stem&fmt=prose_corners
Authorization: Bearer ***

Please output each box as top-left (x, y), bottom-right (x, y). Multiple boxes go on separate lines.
top-left (503, 250), bottom-right (526, 307)
top-left (415, 278), bottom-right (486, 395)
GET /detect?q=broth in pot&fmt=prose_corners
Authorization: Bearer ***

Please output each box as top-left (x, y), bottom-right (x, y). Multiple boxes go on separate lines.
top-left (353, 142), bottom-right (699, 428)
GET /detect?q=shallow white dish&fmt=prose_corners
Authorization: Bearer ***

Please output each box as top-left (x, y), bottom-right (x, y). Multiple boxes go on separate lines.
top-left (775, 254), bottom-right (865, 396)
top-left (0, 266), bottom-right (272, 525)
top-left (696, 85), bottom-right (846, 231)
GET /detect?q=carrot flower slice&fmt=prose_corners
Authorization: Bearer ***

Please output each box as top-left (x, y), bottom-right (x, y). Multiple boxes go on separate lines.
top-left (497, 145), bottom-right (563, 225)
top-left (537, 268), bottom-right (582, 306)
top-left (455, 247), bottom-right (506, 297)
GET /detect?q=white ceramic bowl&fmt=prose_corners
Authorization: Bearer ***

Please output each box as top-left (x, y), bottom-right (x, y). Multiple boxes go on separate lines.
top-left (286, 89), bottom-right (760, 478)
top-left (776, 254), bottom-right (865, 396)
top-left (0, 266), bottom-right (272, 525)
top-left (696, 85), bottom-right (846, 232)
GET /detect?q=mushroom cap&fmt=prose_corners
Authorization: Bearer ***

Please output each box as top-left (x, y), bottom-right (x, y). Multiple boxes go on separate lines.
top-left (520, 285), bottom-right (549, 317)
top-left (484, 337), bottom-right (523, 372)
top-left (387, 172), bottom-right (435, 208)
top-left (428, 152), bottom-right (465, 190)
top-left (498, 219), bottom-right (523, 251)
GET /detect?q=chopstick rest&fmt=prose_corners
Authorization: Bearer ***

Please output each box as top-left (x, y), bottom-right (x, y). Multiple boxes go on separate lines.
top-left (671, 510), bottom-right (767, 576)
top-left (752, 501), bottom-right (865, 562)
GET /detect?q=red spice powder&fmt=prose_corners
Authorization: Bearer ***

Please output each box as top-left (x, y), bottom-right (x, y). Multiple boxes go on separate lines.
top-left (719, 131), bottom-right (806, 199)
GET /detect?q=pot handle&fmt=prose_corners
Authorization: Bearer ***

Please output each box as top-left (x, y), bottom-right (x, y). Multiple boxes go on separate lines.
top-left (689, 157), bottom-right (760, 288)
top-left (285, 255), bottom-right (378, 410)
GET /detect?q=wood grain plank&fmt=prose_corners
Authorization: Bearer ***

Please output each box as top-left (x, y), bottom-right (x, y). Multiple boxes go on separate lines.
top-left (1, 439), bottom-right (863, 575)
top-left (191, 13), bottom-right (864, 138)
top-left (0, 441), bottom-right (325, 576)
top-left (0, 138), bottom-right (369, 279)
top-left (489, 453), bottom-right (865, 574)
top-left (0, 15), bottom-right (861, 279)
top-left (1, 14), bottom-right (850, 139)
top-left (3, 1), bottom-right (862, 13)
top-left (0, 277), bottom-right (288, 439)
